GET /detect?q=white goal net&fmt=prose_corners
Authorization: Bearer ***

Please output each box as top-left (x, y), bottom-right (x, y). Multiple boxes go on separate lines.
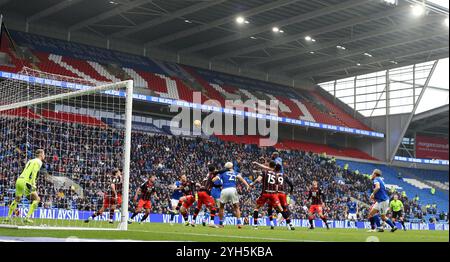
top-left (0, 68), bottom-right (133, 230)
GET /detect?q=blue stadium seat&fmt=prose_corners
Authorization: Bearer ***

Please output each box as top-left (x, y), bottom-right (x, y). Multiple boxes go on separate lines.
top-left (336, 160), bottom-right (449, 213)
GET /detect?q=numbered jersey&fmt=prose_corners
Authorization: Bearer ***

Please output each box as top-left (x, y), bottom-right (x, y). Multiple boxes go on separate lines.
top-left (276, 173), bottom-right (287, 194)
top-left (261, 171), bottom-right (280, 194)
top-left (219, 170), bottom-right (239, 189)
top-left (108, 175), bottom-right (122, 196)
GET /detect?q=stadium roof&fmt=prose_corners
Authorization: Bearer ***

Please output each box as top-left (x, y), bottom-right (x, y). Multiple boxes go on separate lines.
top-left (408, 104), bottom-right (449, 136)
top-left (1, 0), bottom-right (449, 83)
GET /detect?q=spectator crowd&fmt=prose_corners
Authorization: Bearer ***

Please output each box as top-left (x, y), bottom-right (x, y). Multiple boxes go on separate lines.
top-left (0, 115), bottom-right (447, 223)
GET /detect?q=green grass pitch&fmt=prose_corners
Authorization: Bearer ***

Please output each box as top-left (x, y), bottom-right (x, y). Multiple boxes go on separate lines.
top-left (0, 219), bottom-right (448, 242)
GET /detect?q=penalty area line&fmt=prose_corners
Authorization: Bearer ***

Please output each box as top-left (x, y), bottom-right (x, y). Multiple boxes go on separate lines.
top-left (128, 229), bottom-right (323, 242)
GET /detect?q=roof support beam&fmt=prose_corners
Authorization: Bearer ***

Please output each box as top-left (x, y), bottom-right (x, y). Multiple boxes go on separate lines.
top-left (111, 0), bottom-right (227, 38)
top-left (278, 30), bottom-right (446, 74)
top-left (69, 0), bottom-right (151, 32)
top-left (246, 13), bottom-right (440, 68)
top-left (214, 4), bottom-right (409, 62)
top-left (293, 45), bottom-right (448, 79)
top-left (145, 0), bottom-right (301, 47)
top-left (314, 53), bottom-right (448, 83)
top-left (27, 0), bottom-right (84, 23)
top-left (389, 60), bottom-right (438, 163)
top-left (179, 0), bottom-right (372, 54)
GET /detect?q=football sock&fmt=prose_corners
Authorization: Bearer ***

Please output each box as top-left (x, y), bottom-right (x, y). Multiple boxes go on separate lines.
top-left (141, 213), bottom-right (149, 222)
top-left (92, 211), bottom-right (101, 218)
top-left (400, 220), bottom-right (406, 229)
top-left (8, 200), bottom-right (18, 217)
top-left (385, 219), bottom-right (395, 228)
top-left (369, 217), bottom-right (376, 229)
top-left (309, 218), bottom-right (314, 227)
top-left (109, 209), bottom-right (114, 220)
top-left (130, 212), bottom-right (138, 219)
top-left (320, 216), bottom-right (329, 228)
top-left (192, 208), bottom-right (200, 221)
top-left (203, 211), bottom-right (209, 223)
top-left (374, 215), bottom-right (381, 228)
top-left (253, 210), bottom-right (259, 225)
top-left (27, 200), bottom-right (39, 219)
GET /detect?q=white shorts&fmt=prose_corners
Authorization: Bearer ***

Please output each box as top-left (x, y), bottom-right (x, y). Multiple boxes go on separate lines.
top-left (372, 200), bottom-right (389, 215)
top-left (171, 199), bottom-right (180, 208)
top-left (220, 187), bottom-right (239, 204)
top-left (347, 213), bottom-right (357, 220)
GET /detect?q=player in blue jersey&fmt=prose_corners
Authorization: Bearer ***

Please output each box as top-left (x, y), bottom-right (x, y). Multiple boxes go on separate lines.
top-left (272, 152), bottom-right (284, 173)
top-left (345, 197), bottom-right (358, 228)
top-left (367, 169), bottom-right (398, 233)
top-left (168, 174), bottom-right (187, 224)
top-left (213, 162), bottom-right (250, 229)
top-left (211, 178), bottom-right (223, 206)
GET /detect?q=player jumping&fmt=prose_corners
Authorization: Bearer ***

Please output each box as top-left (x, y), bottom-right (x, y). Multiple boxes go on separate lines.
top-left (85, 169), bottom-right (122, 224)
top-left (213, 162), bottom-right (250, 228)
top-left (192, 165), bottom-right (220, 228)
top-left (273, 167), bottom-right (294, 228)
top-left (307, 180), bottom-right (330, 230)
top-left (367, 169), bottom-right (398, 233)
top-left (251, 161), bottom-right (295, 230)
top-left (128, 175), bottom-right (158, 224)
top-left (174, 177), bottom-right (197, 226)
top-left (6, 149), bottom-right (46, 223)
top-left (168, 174), bottom-right (187, 224)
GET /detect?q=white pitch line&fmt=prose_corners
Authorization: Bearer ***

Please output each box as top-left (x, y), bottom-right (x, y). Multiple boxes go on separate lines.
top-left (128, 229), bottom-right (323, 242)
top-left (0, 236), bottom-right (187, 242)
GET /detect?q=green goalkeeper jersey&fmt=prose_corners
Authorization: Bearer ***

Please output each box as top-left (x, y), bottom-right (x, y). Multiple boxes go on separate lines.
top-left (390, 199), bottom-right (404, 212)
top-left (19, 158), bottom-right (43, 187)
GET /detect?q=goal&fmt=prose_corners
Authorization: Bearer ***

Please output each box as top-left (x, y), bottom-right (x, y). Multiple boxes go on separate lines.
top-left (0, 68), bottom-right (133, 231)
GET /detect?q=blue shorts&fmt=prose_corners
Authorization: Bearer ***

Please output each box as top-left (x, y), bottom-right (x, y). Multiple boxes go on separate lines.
top-left (211, 189), bottom-right (221, 200)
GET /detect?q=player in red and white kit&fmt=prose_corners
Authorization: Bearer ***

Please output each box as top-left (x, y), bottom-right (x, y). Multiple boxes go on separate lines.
top-left (128, 175), bottom-right (158, 224)
top-left (191, 165), bottom-right (220, 228)
top-left (85, 169), bottom-right (122, 224)
top-left (251, 161), bottom-right (295, 230)
top-left (174, 177), bottom-right (197, 226)
top-left (270, 168), bottom-right (294, 228)
top-left (307, 180), bottom-right (330, 230)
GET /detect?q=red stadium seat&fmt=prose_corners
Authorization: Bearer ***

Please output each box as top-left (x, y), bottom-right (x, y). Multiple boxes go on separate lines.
top-left (41, 109), bottom-right (107, 127)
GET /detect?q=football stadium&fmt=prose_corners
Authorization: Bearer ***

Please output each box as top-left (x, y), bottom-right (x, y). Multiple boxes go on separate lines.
top-left (0, 0), bottom-right (448, 244)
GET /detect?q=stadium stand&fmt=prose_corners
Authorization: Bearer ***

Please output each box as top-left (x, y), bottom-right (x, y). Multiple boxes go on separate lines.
top-left (336, 160), bottom-right (449, 215)
top-left (2, 31), bottom-right (373, 132)
top-left (215, 135), bottom-right (378, 161)
top-left (395, 167), bottom-right (449, 192)
top-left (1, 28), bottom-right (447, 225)
top-left (1, 111), bottom-right (446, 221)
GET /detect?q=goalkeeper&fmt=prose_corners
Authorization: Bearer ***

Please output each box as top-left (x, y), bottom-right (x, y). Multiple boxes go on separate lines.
top-left (7, 149), bottom-right (46, 223)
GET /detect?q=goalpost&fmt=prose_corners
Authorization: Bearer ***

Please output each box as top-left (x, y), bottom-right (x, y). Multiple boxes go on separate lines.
top-left (0, 68), bottom-right (133, 231)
